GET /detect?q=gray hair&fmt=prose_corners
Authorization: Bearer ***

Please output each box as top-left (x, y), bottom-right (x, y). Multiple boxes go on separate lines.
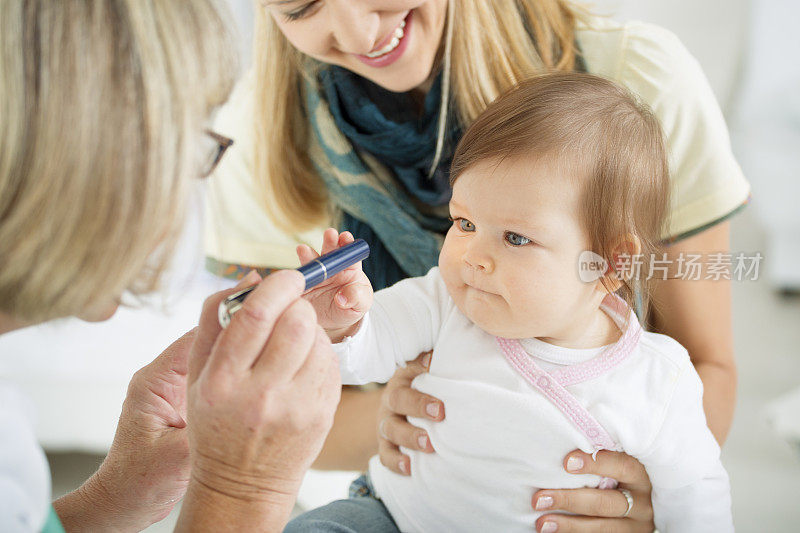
top-left (0, 0), bottom-right (237, 321)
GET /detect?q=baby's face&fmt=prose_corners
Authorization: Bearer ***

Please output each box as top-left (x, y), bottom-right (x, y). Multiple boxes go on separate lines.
top-left (439, 155), bottom-right (600, 339)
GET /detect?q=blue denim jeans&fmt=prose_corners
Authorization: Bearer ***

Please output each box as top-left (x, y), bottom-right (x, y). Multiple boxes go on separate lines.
top-left (284, 474), bottom-right (400, 533)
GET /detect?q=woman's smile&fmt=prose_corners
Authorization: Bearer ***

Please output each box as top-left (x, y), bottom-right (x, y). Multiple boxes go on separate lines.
top-left (268, 1), bottom-right (448, 93)
top-left (356, 11), bottom-right (410, 66)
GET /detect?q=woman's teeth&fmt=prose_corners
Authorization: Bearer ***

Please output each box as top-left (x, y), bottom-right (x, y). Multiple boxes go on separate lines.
top-left (365, 20), bottom-right (406, 58)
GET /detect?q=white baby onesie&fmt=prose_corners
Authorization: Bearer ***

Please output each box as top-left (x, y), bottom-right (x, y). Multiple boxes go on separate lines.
top-left (334, 267), bottom-right (732, 532)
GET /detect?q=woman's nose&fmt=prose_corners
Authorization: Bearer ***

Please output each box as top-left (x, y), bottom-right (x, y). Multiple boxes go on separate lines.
top-left (326, 1), bottom-right (380, 55)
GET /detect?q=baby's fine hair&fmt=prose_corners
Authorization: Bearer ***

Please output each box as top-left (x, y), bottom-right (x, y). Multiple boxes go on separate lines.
top-left (450, 72), bottom-right (670, 317)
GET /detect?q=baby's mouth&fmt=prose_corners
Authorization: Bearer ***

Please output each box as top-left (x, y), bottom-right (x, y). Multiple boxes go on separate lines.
top-left (466, 282), bottom-right (494, 295)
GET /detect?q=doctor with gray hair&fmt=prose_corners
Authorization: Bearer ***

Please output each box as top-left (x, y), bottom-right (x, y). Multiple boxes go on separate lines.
top-left (0, 1), bottom-right (340, 531)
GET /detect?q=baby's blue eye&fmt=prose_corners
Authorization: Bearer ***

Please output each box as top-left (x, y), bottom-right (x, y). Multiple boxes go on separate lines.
top-left (459, 219), bottom-right (475, 232)
top-left (505, 232), bottom-right (531, 246)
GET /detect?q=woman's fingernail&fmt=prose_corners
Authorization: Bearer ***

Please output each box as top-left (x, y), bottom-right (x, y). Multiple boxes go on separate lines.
top-left (422, 352), bottom-right (432, 369)
top-left (418, 435), bottom-right (428, 450)
top-left (541, 521), bottom-right (558, 533)
top-left (535, 495), bottom-right (553, 510)
top-left (566, 456), bottom-right (584, 472)
top-left (336, 293), bottom-right (348, 306)
top-left (398, 460), bottom-right (409, 475)
top-left (426, 402), bottom-right (440, 418)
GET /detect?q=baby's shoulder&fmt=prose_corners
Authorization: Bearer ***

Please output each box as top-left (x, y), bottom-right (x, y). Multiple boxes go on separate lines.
top-left (616, 330), bottom-right (695, 395)
top-left (600, 333), bottom-right (702, 454)
top-left (377, 266), bottom-right (454, 307)
top-left (635, 331), bottom-right (693, 372)
top-left (374, 266), bottom-right (458, 328)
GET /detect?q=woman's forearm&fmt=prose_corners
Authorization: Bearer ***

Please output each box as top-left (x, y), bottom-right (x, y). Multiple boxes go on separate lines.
top-left (693, 359), bottom-right (737, 444)
top-left (312, 386), bottom-right (382, 470)
top-left (650, 221), bottom-right (737, 445)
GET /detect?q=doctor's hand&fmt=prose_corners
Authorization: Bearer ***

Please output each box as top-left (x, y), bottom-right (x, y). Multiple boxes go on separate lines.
top-left (54, 328), bottom-right (197, 532)
top-left (177, 269), bottom-right (341, 531)
top-left (533, 449), bottom-right (655, 532)
top-left (296, 228), bottom-right (373, 343)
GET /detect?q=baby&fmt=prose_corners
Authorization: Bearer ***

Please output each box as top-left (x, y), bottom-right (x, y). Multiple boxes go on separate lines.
top-left (286, 72), bottom-right (732, 532)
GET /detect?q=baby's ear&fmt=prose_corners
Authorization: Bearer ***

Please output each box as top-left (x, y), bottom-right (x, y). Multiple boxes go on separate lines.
top-left (597, 233), bottom-right (642, 294)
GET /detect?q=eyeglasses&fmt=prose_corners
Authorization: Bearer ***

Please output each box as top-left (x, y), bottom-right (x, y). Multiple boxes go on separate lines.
top-left (200, 129), bottom-right (234, 178)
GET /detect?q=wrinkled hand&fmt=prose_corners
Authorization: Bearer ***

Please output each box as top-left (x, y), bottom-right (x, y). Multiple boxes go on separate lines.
top-left (296, 228), bottom-right (372, 342)
top-left (67, 328), bottom-right (196, 531)
top-left (377, 351), bottom-right (443, 475)
top-left (183, 269), bottom-right (341, 518)
top-left (533, 450), bottom-right (655, 532)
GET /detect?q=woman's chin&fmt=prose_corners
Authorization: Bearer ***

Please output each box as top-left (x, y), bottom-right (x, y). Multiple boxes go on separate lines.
top-left (355, 62), bottom-right (435, 94)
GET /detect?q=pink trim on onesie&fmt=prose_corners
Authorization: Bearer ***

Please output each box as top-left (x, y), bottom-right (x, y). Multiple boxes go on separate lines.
top-left (549, 293), bottom-right (642, 387)
top-left (495, 294), bottom-right (643, 490)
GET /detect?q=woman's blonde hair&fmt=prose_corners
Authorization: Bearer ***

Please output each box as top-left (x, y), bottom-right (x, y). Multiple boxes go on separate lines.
top-left (0, 0), bottom-right (237, 322)
top-left (253, 0), bottom-right (588, 233)
top-left (450, 73), bottom-right (671, 315)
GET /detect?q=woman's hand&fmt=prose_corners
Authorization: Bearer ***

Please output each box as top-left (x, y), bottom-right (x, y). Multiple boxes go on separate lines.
top-left (296, 228), bottom-right (372, 342)
top-left (177, 269), bottom-right (342, 531)
top-left (377, 351), bottom-right (443, 475)
top-left (533, 450), bottom-right (655, 533)
top-left (54, 329), bottom-right (198, 532)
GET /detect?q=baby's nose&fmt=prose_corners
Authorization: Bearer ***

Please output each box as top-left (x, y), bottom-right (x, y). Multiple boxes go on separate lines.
top-left (463, 252), bottom-right (494, 274)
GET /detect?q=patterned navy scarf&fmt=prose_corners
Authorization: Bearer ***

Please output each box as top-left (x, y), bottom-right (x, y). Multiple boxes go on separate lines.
top-left (316, 66), bottom-right (462, 290)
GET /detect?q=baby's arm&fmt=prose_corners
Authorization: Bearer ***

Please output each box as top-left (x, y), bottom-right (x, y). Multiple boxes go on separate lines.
top-left (333, 267), bottom-right (450, 385)
top-left (297, 230), bottom-right (449, 385)
top-left (650, 462), bottom-right (732, 532)
top-left (635, 361), bottom-right (733, 532)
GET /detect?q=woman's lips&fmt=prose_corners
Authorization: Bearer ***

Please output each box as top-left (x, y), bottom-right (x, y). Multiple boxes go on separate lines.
top-left (364, 18), bottom-right (406, 58)
top-left (354, 11), bottom-right (412, 68)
